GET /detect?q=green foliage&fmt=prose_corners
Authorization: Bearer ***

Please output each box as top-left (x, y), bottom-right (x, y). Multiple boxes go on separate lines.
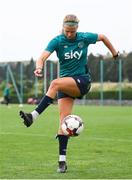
top-left (0, 52), bottom-right (132, 84)
top-left (0, 54), bottom-right (132, 101)
top-left (87, 90), bottom-right (132, 100)
top-left (88, 52), bottom-right (132, 82)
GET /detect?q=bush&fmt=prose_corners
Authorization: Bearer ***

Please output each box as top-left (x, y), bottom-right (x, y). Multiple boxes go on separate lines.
top-left (87, 90), bottom-right (132, 100)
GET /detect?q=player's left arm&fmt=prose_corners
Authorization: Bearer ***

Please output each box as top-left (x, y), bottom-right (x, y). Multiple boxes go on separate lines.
top-left (97, 34), bottom-right (119, 59)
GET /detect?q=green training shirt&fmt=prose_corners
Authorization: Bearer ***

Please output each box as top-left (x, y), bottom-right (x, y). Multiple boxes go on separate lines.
top-left (45, 32), bottom-right (98, 81)
top-left (4, 87), bottom-right (10, 96)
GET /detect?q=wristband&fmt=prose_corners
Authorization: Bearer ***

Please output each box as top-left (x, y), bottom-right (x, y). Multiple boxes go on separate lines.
top-left (36, 67), bottom-right (42, 70)
top-left (113, 52), bottom-right (119, 59)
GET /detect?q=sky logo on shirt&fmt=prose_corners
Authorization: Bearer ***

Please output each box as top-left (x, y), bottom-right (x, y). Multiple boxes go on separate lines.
top-left (64, 50), bottom-right (83, 60)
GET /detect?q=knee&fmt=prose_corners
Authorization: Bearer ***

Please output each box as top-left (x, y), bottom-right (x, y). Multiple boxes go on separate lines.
top-left (49, 79), bottom-right (59, 91)
top-left (59, 112), bottom-right (70, 123)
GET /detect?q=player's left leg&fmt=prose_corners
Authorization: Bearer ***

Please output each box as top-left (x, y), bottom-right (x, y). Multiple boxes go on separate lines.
top-left (57, 97), bottom-right (74, 173)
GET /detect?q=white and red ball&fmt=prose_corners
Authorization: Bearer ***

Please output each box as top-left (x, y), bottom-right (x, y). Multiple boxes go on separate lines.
top-left (61, 115), bottom-right (84, 136)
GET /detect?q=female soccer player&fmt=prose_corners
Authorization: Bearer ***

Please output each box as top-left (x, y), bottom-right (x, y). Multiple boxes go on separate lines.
top-left (19, 14), bottom-right (119, 173)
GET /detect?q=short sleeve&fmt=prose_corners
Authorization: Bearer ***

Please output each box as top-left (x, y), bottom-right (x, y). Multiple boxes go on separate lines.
top-left (84, 32), bottom-right (98, 45)
top-left (45, 37), bottom-right (59, 53)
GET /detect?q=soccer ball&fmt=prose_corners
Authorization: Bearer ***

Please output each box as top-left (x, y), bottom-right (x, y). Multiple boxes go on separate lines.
top-left (61, 115), bottom-right (84, 137)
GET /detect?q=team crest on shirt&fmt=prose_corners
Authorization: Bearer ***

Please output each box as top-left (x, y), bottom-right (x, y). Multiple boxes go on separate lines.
top-left (78, 42), bottom-right (84, 48)
top-left (64, 45), bottom-right (68, 48)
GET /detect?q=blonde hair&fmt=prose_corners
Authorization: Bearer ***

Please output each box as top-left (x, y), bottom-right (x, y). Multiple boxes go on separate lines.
top-left (63, 14), bottom-right (79, 26)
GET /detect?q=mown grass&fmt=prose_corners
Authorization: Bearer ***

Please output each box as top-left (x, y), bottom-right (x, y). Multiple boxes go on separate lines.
top-left (0, 104), bottom-right (132, 179)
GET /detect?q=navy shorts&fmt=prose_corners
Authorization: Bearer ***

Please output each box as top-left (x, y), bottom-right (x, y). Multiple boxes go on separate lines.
top-left (57, 76), bottom-right (91, 99)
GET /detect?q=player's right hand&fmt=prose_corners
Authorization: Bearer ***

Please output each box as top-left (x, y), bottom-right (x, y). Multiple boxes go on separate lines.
top-left (34, 68), bottom-right (43, 77)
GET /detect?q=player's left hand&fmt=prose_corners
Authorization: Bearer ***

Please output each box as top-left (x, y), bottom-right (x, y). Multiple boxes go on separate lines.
top-left (113, 51), bottom-right (120, 60)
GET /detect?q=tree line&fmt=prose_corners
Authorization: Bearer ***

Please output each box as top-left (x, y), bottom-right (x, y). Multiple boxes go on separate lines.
top-left (0, 52), bottom-right (132, 84)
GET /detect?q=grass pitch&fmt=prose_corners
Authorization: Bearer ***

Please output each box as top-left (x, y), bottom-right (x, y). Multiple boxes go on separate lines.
top-left (0, 104), bottom-right (132, 179)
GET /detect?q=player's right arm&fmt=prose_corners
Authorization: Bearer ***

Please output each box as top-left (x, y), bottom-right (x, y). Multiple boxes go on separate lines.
top-left (34, 51), bottom-right (51, 77)
top-left (34, 36), bottom-right (59, 77)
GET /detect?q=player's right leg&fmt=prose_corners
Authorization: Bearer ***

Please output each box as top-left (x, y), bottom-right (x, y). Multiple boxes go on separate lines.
top-left (19, 77), bottom-right (79, 127)
top-left (19, 95), bottom-right (53, 127)
top-left (19, 111), bottom-right (33, 127)
top-left (20, 96), bottom-right (54, 127)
